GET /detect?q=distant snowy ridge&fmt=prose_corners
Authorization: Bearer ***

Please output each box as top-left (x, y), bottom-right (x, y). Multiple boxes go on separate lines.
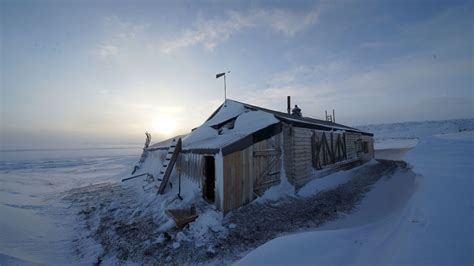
top-left (358, 118), bottom-right (474, 150)
top-left (357, 118), bottom-right (474, 140)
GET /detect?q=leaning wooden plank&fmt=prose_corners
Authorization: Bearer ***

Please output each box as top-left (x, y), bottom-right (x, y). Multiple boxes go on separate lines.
top-left (158, 138), bottom-right (182, 194)
top-left (165, 208), bottom-right (198, 228)
top-left (122, 172), bottom-right (152, 182)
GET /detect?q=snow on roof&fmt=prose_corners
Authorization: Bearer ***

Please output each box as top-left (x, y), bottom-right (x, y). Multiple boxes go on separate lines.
top-left (233, 100), bottom-right (368, 134)
top-left (148, 134), bottom-right (188, 150)
top-left (182, 100), bottom-right (279, 150)
top-left (148, 99), bottom-right (372, 152)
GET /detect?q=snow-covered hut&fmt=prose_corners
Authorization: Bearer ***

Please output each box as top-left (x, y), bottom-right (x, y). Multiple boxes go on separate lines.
top-left (146, 99), bottom-right (374, 214)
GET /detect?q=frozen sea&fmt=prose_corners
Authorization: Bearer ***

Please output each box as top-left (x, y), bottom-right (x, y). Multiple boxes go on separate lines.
top-left (0, 146), bottom-right (140, 264)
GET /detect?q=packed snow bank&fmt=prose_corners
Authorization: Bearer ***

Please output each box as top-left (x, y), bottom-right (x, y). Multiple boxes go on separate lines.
top-left (187, 209), bottom-right (227, 247)
top-left (435, 130), bottom-right (474, 140)
top-left (121, 151), bottom-right (202, 228)
top-left (297, 161), bottom-right (377, 198)
top-left (374, 147), bottom-right (414, 160)
top-left (361, 119), bottom-right (473, 160)
top-left (0, 253), bottom-right (37, 265)
top-left (255, 176), bottom-right (294, 203)
top-left (238, 131), bottom-right (474, 265)
top-left (374, 138), bottom-right (418, 150)
top-left (0, 203), bottom-right (75, 264)
top-left (319, 167), bottom-right (418, 230)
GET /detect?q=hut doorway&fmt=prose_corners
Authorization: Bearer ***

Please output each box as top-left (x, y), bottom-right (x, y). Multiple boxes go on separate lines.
top-left (203, 156), bottom-right (215, 202)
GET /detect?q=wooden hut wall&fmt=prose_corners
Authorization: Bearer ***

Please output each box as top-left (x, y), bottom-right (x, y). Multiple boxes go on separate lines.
top-left (359, 134), bottom-right (375, 161)
top-left (345, 132), bottom-right (374, 162)
top-left (222, 133), bottom-right (282, 214)
top-left (345, 132), bottom-right (360, 160)
top-left (282, 124), bottom-right (313, 187)
top-left (283, 124), bottom-right (375, 188)
top-left (176, 153), bottom-right (206, 184)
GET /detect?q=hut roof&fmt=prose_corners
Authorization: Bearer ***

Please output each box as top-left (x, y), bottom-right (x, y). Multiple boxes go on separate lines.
top-left (148, 99), bottom-right (372, 155)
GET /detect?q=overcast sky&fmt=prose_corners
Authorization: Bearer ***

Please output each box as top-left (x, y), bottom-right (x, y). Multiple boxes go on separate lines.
top-left (1, 0), bottom-right (473, 148)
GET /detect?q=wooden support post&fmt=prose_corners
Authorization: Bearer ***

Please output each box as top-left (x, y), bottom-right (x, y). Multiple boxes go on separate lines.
top-left (330, 132), bottom-right (335, 163)
top-left (343, 133), bottom-right (347, 160)
top-left (177, 173), bottom-right (183, 200)
top-left (321, 133), bottom-right (328, 166)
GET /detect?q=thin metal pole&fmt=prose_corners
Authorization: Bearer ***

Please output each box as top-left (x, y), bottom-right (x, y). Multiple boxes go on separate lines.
top-left (224, 74), bottom-right (227, 101)
top-left (177, 172), bottom-right (182, 200)
top-left (287, 96), bottom-right (291, 114)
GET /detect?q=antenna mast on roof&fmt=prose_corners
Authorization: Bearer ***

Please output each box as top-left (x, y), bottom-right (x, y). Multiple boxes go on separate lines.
top-left (216, 71), bottom-right (230, 107)
top-left (325, 109), bottom-right (336, 123)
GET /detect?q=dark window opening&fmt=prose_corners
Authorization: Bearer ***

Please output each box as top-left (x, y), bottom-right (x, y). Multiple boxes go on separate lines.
top-left (362, 142), bottom-right (369, 153)
top-left (210, 116), bottom-right (238, 135)
top-left (203, 156), bottom-right (215, 202)
top-left (356, 140), bottom-right (369, 154)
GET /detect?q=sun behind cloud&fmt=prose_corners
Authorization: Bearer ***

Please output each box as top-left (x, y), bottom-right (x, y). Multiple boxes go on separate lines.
top-left (152, 115), bottom-right (178, 137)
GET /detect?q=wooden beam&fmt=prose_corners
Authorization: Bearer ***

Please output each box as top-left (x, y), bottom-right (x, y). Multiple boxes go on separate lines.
top-left (312, 131), bottom-right (322, 169)
top-left (343, 133), bottom-right (347, 160)
top-left (330, 132), bottom-right (335, 163)
top-left (321, 133), bottom-right (327, 166)
top-left (253, 149), bottom-right (280, 157)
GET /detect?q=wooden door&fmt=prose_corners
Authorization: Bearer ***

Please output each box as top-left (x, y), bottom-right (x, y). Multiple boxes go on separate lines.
top-left (252, 135), bottom-right (282, 196)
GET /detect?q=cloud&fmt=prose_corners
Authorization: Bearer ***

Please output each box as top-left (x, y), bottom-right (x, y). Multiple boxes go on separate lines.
top-left (359, 41), bottom-right (387, 48)
top-left (235, 5), bottom-right (473, 124)
top-left (162, 8), bottom-right (321, 53)
top-left (104, 16), bottom-right (149, 40)
top-left (162, 11), bottom-right (254, 53)
top-left (96, 16), bottom-right (150, 60)
top-left (237, 51), bottom-right (472, 125)
top-left (98, 44), bottom-right (119, 58)
top-left (257, 8), bottom-right (320, 37)
top-left (268, 61), bottom-right (348, 87)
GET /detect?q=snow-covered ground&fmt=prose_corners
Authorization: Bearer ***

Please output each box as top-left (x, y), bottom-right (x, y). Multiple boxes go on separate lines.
top-left (0, 148), bottom-right (139, 264)
top-left (1, 118), bottom-right (473, 265)
top-left (238, 120), bottom-right (474, 265)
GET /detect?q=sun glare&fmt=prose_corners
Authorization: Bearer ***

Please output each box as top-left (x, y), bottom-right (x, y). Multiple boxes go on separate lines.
top-left (152, 115), bottom-right (177, 136)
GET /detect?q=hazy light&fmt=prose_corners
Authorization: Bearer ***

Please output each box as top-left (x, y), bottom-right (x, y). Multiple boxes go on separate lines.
top-left (152, 115), bottom-right (178, 137)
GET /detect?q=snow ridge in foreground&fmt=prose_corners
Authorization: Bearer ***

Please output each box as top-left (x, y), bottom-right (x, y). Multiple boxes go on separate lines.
top-left (238, 130), bottom-right (474, 265)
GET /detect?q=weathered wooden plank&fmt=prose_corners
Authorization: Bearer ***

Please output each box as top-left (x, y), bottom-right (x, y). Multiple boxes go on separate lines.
top-left (253, 149), bottom-right (280, 156)
top-left (165, 208), bottom-right (198, 228)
